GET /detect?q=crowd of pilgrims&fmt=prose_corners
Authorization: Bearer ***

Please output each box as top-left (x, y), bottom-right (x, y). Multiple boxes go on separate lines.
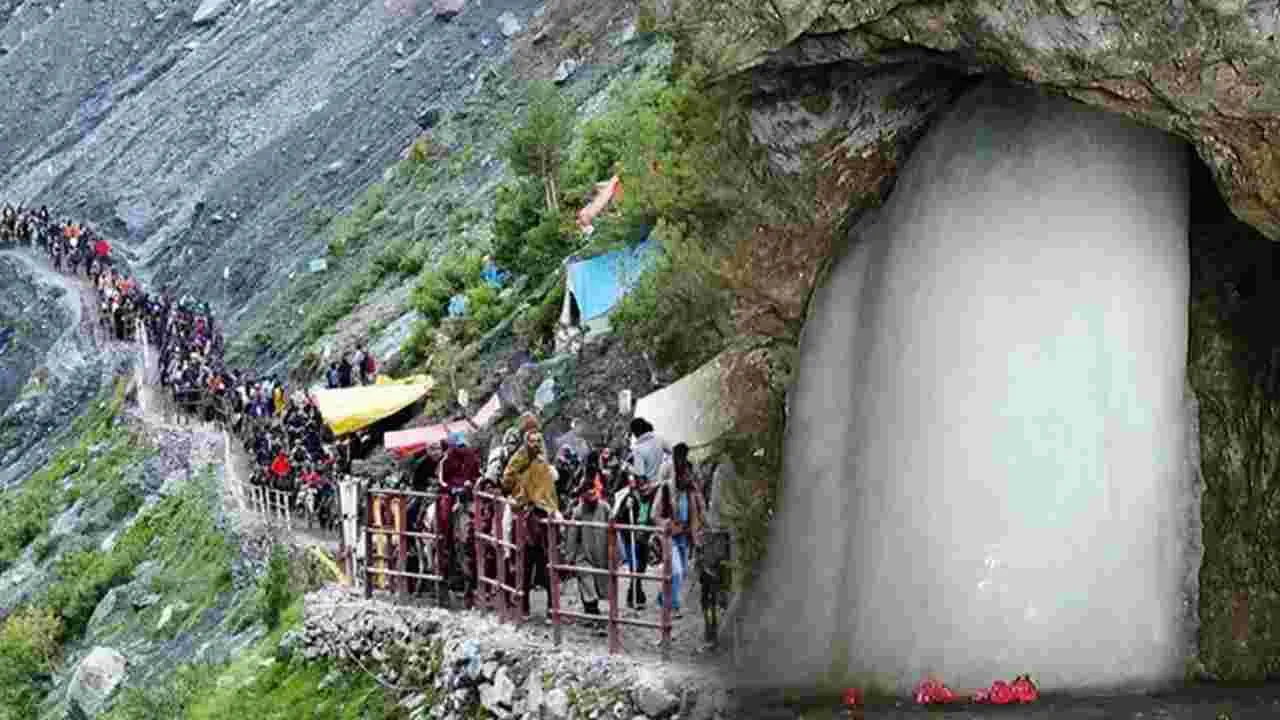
top-left (1, 202), bottom-right (351, 529)
top-left (1, 204), bottom-right (729, 638)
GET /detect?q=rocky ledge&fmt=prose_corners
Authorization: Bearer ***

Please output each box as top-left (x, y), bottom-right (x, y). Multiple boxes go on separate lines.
top-left (295, 585), bottom-right (732, 720)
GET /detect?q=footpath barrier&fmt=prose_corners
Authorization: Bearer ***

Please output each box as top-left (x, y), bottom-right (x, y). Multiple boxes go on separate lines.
top-left (473, 490), bottom-right (525, 624)
top-left (362, 487), bottom-right (445, 598)
top-left (546, 516), bottom-right (675, 660)
top-left (353, 487), bottom-right (676, 658)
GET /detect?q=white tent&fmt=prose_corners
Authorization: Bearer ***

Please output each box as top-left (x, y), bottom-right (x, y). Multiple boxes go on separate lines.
top-left (632, 353), bottom-right (736, 453)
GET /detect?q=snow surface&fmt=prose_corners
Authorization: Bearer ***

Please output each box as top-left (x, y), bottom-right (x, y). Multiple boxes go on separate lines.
top-left (741, 80), bottom-right (1192, 693)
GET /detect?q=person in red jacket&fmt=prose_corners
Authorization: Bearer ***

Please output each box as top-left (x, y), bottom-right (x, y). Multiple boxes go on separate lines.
top-left (437, 431), bottom-right (480, 591)
top-left (270, 450), bottom-right (292, 490)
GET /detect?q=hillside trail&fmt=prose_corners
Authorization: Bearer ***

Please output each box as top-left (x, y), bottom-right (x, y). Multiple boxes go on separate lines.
top-left (2, 248), bottom-right (337, 553)
top-left (4, 248), bottom-right (721, 667)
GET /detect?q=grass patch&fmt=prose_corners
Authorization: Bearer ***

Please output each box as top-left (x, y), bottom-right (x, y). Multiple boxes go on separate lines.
top-left (104, 599), bottom-right (410, 720)
top-left (0, 378), bottom-right (146, 572)
top-left (45, 470), bottom-right (232, 642)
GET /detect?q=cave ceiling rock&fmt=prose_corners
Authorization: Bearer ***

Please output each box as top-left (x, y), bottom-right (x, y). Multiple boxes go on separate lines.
top-left (679, 0), bottom-right (1280, 242)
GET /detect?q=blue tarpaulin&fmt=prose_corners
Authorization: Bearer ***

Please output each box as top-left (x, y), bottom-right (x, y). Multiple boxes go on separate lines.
top-left (564, 239), bottom-right (659, 322)
top-left (481, 260), bottom-right (508, 289)
top-left (448, 294), bottom-right (468, 318)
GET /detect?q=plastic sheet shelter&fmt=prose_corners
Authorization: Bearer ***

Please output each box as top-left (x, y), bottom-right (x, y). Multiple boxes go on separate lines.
top-left (556, 238), bottom-right (658, 352)
top-left (632, 353), bottom-right (736, 456)
top-left (576, 175), bottom-right (621, 233)
top-left (385, 420), bottom-right (476, 458)
top-left (311, 375), bottom-right (435, 437)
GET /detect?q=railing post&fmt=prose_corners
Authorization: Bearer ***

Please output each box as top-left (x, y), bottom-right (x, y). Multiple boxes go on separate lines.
top-left (548, 516), bottom-right (562, 647)
top-left (396, 495), bottom-right (409, 598)
top-left (661, 523), bottom-right (673, 662)
top-left (495, 501), bottom-right (508, 623)
top-left (472, 494), bottom-right (483, 610)
top-left (513, 508), bottom-right (526, 624)
top-left (607, 521), bottom-right (620, 654)
top-left (435, 492), bottom-right (445, 606)
top-left (364, 492), bottom-right (375, 598)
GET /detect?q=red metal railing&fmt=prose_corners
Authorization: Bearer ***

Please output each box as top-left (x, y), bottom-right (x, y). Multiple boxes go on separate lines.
top-left (360, 487), bottom-right (678, 659)
top-left (546, 517), bottom-right (674, 660)
top-left (364, 487), bottom-right (445, 600)
top-left (472, 490), bottom-right (526, 624)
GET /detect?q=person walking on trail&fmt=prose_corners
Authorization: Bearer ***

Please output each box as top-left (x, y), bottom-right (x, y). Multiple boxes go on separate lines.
top-left (565, 481), bottom-right (611, 626)
top-left (627, 417), bottom-right (668, 489)
top-left (437, 431), bottom-right (480, 592)
top-left (501, 428), bottom-right (563, 617)
top-left (652, 443), bottom-right (705, 619)
top-left (611, 470), bottom-right (651, 610)
top-left (326, 362), bottom-right (340, 389)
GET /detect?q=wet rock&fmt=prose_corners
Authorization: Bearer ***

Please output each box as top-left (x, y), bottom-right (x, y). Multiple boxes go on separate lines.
top-left (67, 647), bottom-right (128, 718)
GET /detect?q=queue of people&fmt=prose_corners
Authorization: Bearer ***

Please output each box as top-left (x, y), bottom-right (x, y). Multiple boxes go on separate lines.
top-left (2, 203), bottom-right (729, 645)
top-left (406, 412), bottom-right (717, 634)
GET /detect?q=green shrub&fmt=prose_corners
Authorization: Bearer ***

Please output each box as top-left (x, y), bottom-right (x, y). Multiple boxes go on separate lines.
top-left (397, 242), bottom-right (429, 276)
top-left (45, 476), bottom-right (232, 643)
top-left (515, 275), bottom-right (565, 352)
top-left (257, 543), bottom-right (293, 630)
top-left (410, 251), bottom-right (485, 325)
top-left (504, 80), bottom-right (575, 213)
top-left (0, 382), bottom-right (137, 571)
top-left (609, 226), bottom-right (733, 376)
top-left (0, 607), bottom-right (64, 720)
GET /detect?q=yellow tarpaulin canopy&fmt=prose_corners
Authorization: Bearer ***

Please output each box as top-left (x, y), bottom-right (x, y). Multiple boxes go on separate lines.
top-left (311, 374), bottom-right (435, 436)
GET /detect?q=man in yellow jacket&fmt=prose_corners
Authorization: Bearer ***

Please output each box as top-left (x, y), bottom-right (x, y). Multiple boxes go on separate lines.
top-left (501, 429), bottom-right (562, 617)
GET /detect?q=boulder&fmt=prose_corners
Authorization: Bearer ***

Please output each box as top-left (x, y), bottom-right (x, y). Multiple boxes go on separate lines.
top-left (67, 647), bottom-right (127, 718)
top-left (497, 11), bottom-right (522, 38)
top-left (552, 58), bottom-right (579, 85)
top-left (632, 678), bottom-right (678, 718)
top-left (191, 0), bottom-right (232, 25)
top-left (543, 687), bottom-right (570, 719)
top-left (431, 0), bottom-right (464, 20)
top-left (479, 666), bottom-right (515, 716)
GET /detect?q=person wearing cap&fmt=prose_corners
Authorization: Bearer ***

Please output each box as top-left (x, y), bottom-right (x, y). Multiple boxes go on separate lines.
top-left (437, 431), bottom-right (481, 592)
top-left (565, 479), bottom-right (610, 624)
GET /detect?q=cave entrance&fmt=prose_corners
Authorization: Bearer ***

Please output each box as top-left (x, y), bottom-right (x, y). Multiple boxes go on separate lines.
top-left (1185, 144), bottom-right (1280, 679)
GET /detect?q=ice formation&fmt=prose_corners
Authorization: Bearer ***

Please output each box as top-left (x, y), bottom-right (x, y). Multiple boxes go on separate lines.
top-left (739, 80), bottom-right (1192, 693)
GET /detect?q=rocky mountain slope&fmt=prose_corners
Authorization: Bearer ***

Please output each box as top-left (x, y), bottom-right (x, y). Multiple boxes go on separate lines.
top-left (0, 0), bottom-right (545, 339)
